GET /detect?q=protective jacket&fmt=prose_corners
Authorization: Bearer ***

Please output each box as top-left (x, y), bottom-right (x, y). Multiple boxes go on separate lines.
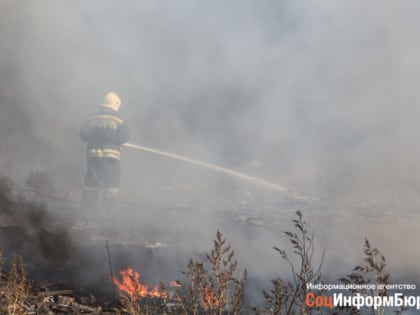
top-left (80, 106), bottom-right (130, 161)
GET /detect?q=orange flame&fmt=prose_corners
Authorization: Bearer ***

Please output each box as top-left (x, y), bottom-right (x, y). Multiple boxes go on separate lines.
top-left (202, 287), bottom-right (219, 308)
top-left (112, 267), bottom-right (165, 300)
top-left (169, 281), bottom-right (181, 288)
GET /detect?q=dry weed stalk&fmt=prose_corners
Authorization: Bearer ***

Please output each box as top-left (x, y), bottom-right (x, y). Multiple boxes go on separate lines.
top-left (175, 230), bottom-right (247, 315)
top-left (0, 252), bottom-right (30, 315)
top-left (339, 239), bottom-right (407, 315)
top-left (262, 210), bottom-right (325, 315)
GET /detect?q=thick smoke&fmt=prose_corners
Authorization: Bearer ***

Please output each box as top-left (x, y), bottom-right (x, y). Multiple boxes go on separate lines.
top-left (1, 0), bottom-right (420, 299)
top-left (0, 175), bottom-right (72, 265)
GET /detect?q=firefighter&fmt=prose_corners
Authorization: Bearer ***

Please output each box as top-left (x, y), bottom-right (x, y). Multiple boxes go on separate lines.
top-left (80, 92), bottom-right (130, 214)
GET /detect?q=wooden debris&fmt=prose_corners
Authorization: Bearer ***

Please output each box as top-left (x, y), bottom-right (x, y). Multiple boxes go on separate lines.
top-left (36, 289), bottom-right (74, 297)
top-left (1, 282), bottom-right (183, 314)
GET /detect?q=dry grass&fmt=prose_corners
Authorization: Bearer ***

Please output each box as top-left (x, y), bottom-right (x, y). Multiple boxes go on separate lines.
top-left (339, 239), bottom-right (408, 315)
top-left (0, 250), bottom-right (31, 315)
top-left (262, 210), bottom-right (325, 315)
top-left (174, 230), bottom-right (247, 315)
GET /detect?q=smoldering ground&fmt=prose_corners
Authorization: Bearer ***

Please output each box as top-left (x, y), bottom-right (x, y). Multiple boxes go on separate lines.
top-left (1, 0), bottom-right (420, 305)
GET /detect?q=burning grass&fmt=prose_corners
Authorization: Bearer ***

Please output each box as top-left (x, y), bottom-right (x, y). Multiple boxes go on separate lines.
top-left (112, 267), bottom-right (165, 300)
top-left (173, 230), bottom-right (247, 314)
top-left (0, 211), bottom-right (413, 314)
top-left (112, 230), bottom-right (246, 314)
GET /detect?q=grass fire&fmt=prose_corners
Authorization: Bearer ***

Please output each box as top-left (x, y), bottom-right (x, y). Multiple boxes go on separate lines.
top-left (0, 174), bottom-right (411, 314)
top-left (0, 200), bottom-right (410, 314)
top-left (112, 267), bottom-right (165, 300)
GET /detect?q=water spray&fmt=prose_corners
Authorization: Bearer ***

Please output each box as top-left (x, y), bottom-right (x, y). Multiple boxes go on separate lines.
top-left (123, 143), bottom-right (309, 200)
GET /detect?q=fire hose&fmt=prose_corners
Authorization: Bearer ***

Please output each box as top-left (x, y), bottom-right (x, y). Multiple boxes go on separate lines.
top-left (123, 143), bottom-right (310, 200)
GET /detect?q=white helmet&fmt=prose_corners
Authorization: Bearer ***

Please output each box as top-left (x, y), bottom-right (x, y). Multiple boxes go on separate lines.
top-left (102, 92), bottom-right (121, 111)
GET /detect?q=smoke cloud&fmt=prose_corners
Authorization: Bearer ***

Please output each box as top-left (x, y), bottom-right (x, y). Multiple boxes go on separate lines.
top-left (1, 0), bottom-right (420, 301)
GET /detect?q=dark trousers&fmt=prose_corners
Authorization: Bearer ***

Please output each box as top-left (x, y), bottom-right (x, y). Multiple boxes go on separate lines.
top-left (81, 157), bottom-right (120, 215)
